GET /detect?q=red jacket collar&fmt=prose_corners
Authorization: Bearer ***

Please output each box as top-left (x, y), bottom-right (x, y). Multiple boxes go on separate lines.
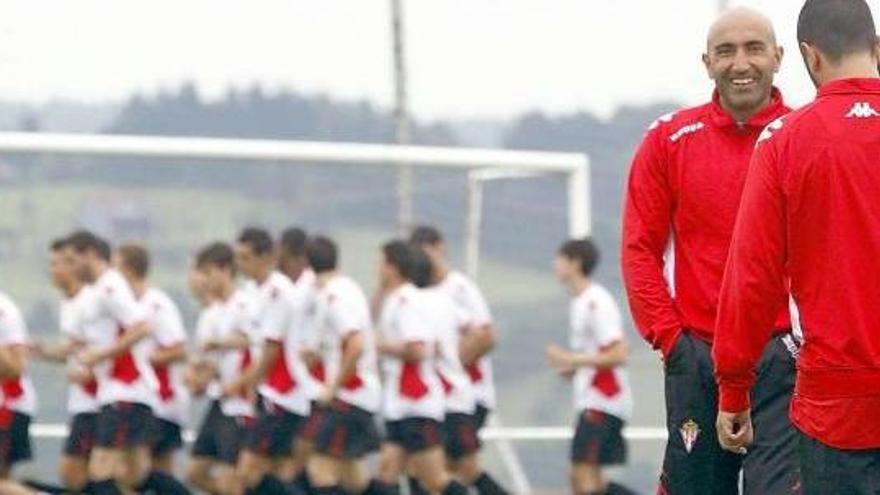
top-left (709, 87), bottom-right (786, 128)
top-left (818, 78), bottom-right (880, 97)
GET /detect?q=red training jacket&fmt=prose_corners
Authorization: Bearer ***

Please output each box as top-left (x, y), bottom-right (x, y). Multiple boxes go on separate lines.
top-left (622, 89), bottom-right (791, 358)
top-left (714, 78), bottom-right (880, 449)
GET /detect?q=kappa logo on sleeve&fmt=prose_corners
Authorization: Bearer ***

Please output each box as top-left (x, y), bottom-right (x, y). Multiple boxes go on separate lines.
top-left (757, 117), bottom-right (785, 144)
top-left (846, 102), bottom-right (880, 118)
top-left (648, 112), bottom-right (676, 130)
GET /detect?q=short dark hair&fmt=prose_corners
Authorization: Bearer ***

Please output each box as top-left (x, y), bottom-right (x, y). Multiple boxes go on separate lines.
top-left (410, 225), bottom-right (444, 246)
top-left (67, 230), bottom-right (111, 260)
top-left (409, 245), bottom-right (433, 288)
top-left (306, 236), bottom-right (338, 273)
top-left (196, 242), bottom-right (236, 273)
top-left (49, 238), bottom-right (67, 252)
top-left (383, 239), bottom-right (414, 280)
top-left (237, 227), bottom-right (274, 256)
top-left (559, 238), bottom-right (600, 276)
top-left (96, 238), bottom-right (112, 262)
top-left (279, 227), bottom-right (308, 258)
top-left (798, 0), bottom-right (877, 63)
top-left (118, 244), bottom-right (150, 278)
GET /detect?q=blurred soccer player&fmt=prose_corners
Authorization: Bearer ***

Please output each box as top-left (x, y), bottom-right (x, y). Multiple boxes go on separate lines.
top-left (715, 1), bottom-right (880, 492)
top-left (620, 7), bottom-right (799, 494)
top-left (115, 244), bottom-right (190, 476)
top-left (410, 226), bottom-right (506, 495)
top-left (373, 240), bottom-right (466, 495)
top-left (226, 228), bottom-right (313, 495)
top-left (407, 244), bottom-right (507, 495)
top-left (547, 239), bottom-right (635, 495)
top-left (67, 231), bottom-right (189, 494)
top-left (29, 239), bottom-right (97, 492)
top-left (0, 288), bottom-right (37, 488)
top-left (187, 242), bottom-right (257, 495)
top-left (277, 227), bottom-right (321, 495)
top-left (304, 236), bottom-right (382, 495)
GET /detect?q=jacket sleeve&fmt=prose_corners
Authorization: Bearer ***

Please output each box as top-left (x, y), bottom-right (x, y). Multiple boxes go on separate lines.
top-left (713, 137), bottom-right (788, 412)
top-left (621, 125), bottom-right (683, 357)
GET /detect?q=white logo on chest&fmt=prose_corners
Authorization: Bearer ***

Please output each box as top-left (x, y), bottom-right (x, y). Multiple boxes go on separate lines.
top-left (846, 102), bottom-right (880, 118)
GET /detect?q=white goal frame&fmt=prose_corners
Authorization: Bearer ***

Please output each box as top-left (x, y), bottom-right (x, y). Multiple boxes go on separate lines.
top-left (0, 132), bottom-right (610, 494)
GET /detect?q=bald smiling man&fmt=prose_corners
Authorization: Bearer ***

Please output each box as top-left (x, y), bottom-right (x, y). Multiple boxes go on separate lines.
top-left (621, 7), bottom-right (800, 495)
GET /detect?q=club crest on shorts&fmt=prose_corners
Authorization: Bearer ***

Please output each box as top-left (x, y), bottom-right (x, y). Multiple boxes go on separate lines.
top-left (680, 419), bottom-right (700, 453)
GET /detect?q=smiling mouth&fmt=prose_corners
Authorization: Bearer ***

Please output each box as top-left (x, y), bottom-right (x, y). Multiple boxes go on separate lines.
top-left (731, 77), bottom-right (757, 88)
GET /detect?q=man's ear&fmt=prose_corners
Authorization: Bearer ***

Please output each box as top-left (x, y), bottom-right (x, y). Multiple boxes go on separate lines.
top-left (702, 52), bottom-right (714, 80)
top-left (800, 42), bottom-right (820, 74)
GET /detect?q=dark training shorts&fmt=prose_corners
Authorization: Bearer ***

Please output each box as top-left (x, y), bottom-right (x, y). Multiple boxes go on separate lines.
top-left (659, 331), bottom-right (800, 495)
top-left (95, 402), bottom-right (154, 449)
top-left (313, 400), bottom-right (380, 459)
top-left (385, 417), bottom-right (443, 455)
top-left (570, 409), bottom-right (627, 465)
top-left (63, 412), bottom-right (98, 457)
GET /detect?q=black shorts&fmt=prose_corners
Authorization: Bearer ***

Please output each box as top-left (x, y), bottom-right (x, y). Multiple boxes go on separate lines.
top-left (95, 402), bottom-right (155, 449)
top-left (473, 404), bottom-right (490, 430)
top-left (798, 430), bottom-right (880, 494)
top-left (245, 399), bottom-right (305, 458)
top-left (570, 409), bottom-right (626, 465)
top-left (385, 417), bottom-right (443, 454)
top-left (192, 401), bottom-right (254, 465)
top-left (63, 412), bottom-right (98, 457)
top-left (660, 331), bottom-right (799, 495)
top-left (313, 400), bottom-right (380, 459)
top-left (442, 413), bottom-right (481, 460)
top-left (151, 417), bottom-right (184, 456)
top-left (0, 411), bottom-right (31, 467)
top-left (299, 403), bottom-right (329, 443)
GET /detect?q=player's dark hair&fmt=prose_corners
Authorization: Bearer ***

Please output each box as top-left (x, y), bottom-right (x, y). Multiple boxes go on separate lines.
top-left (117, 244), bottom-right (150, 279)
top-left (410, 225), bottom-right (444, 246)
top-left (279, 227), bottom-right (308, 258)
top-left (306, 236), bottom-right (338, 273)
top-left (559, 238), bottom-right (600, 277)
top-left (383, 239), bottom-right (414, 281)
top-left (67, 230), bottom-right (111, 261)
top-left (49, 237), bottom-right (67, 252)
top-left (196, 242), bottom-right (236, 274)
top-left (409, 245), bottom-right (433, 288)
top-left (237, 227), bottom-right (274, 256)
top-left (798, 0), bottom-right (877, 63)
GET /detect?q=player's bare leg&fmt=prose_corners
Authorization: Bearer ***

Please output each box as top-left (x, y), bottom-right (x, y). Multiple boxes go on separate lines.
top-left (187, 457), bottom-right (219, 494)
top-left (59, 454), bottom-right (90, 491)
top-left (570, 462), bottom-right (603, 495)
top-left (377, 443), bottom-right (407, 487)
top-left (339, 458), bottom-right (370, 494)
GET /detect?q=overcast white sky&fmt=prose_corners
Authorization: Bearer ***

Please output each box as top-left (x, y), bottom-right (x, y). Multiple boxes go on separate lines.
top-left (1, 0), bottom-right (877, 120)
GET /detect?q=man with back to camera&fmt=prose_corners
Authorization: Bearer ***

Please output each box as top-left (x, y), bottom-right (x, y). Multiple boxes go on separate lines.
top-left (715, 0), bottom-right (880, 492)
top-left (620, 7), bottom-right (800, 494)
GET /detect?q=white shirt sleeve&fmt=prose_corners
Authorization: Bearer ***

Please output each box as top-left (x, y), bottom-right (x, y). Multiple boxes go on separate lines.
top-left (397, 296), bottom-right (428, 344)
top-left (459, 278), bottom-right (493, 327)
top-left (259, 288), bottom-right (290, 342)
top-left (591, 291), bottom-right (625, 348)
top-left (101, 275), bottom-right (145, 328)
top-left (150, 298), bottom-right (187, 347)
top-left (0, 299), bottom-right (28, 346)
top-left (328, 292), bottom-right (362, 338)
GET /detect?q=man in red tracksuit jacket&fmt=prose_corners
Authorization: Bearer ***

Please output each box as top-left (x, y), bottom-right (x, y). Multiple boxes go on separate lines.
top-left (621, 7), bottom-right (800, 494)
top-left (715, 0), bottom-right (880, 492)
